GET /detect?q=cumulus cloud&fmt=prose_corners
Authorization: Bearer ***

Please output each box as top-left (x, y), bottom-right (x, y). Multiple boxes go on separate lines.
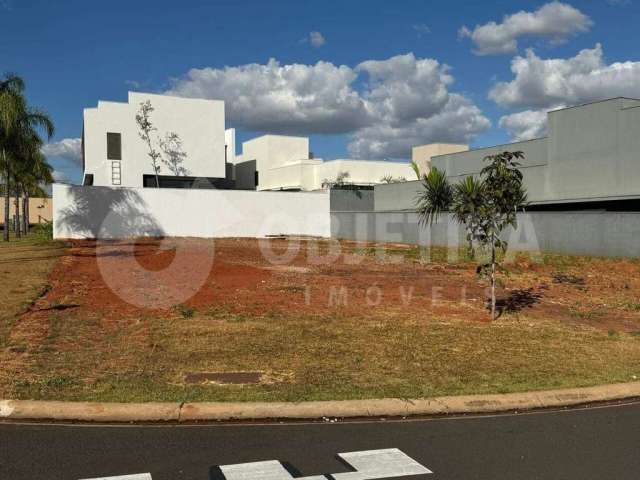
top-left (308, 31), bottom-right (326, 47)
top-left (167, 59), bottom-right (367, 134)
top-left (349, 94), bottom-right (491, 158)
top-left (42, 138), bottom-right (82, 165)
top-left (491, 43), bottom-right (640, 140)
top-left (349, 54), bottom-right (490, 158)
top-left (498, 108), bottom-right (553, 141)
top-left (167, 53), bottom-right (490, 158)
top-left (460, 2), bottom-right (592, 55)
top-left (490, 44), bottom-right (640, 109)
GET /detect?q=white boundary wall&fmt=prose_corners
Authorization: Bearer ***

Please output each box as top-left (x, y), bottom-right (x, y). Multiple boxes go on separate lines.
top-left (53, 184), bottom-right (330, 239)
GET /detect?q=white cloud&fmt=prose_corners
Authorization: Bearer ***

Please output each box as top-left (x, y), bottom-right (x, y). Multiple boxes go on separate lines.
top-left (489, 44), bottom-right (640, 109)
top-left (167, 53), bottom-right (490, 158)
top-left (349, 94), bottom-right (491, 159)
top-left (460, 2), bottom-right (592, 55)
top-left (349, 54), bottom-right (490, 158)
top-left (167, 59), bottom-right (367, 134)
top-left (498, 108), bottom-right (553, 141)
top-left (412, 24), bottom-right (431, 37)
top-left (52, 170), bottom-right (70, 183)
top-left (42, 138), bottom-right (82, 165)
top-left (308, 31), bottom-right (326, 47)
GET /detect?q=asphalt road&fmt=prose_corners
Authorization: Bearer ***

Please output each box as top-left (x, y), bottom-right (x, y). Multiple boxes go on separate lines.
top-left (1, 402), bottom-right (639, 480)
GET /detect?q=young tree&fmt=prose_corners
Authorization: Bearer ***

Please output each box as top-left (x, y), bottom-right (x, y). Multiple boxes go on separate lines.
top-left (135, 100), bottom-right (162, 187)
top-left (477, 151), bottom-right (527, 319)
top-left (416, 152), bottom-right (527, 320)
top-left (159, 132), bottom-right (188, 176)
top-left (451, 176), bottom-right (484, 259)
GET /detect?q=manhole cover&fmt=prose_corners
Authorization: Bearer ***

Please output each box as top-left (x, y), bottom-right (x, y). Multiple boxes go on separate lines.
top-left (184, 372), bottom-right (263, 385)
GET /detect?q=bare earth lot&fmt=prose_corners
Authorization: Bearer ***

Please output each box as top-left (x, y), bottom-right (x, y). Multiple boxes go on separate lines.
top-left (1, 237), bottom-right (640, 402)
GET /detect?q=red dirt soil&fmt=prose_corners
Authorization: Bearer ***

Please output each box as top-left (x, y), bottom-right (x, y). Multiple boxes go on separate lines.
top-left (27, 238), bottom-right (640, 331)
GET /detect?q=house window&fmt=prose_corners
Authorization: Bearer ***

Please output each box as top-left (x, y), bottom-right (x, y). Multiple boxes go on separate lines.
top-left (254, 171), bottom-right (259, 187)
top-left (111, 161), bottom-right (121, 185)
top-left (106, 132), bottom-right (122, 160)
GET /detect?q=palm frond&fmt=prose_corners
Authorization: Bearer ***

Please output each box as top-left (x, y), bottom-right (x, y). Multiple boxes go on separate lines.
top-left (415, 167), bottom-right (453, 226)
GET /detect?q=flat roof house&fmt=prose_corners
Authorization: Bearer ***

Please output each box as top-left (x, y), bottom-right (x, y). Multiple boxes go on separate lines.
top-left (82, 91), bottom-right (234, 189)
top-left (83, 92), bottom-right (414, 192)
top-left (232, 134), bottom-right (414, 191)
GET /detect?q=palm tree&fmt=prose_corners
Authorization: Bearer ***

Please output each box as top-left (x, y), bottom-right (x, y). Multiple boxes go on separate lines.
top-left (416, 167), bottom-right (452, 226)
top-left (451, 176), bottom-right (485, 259)
top-left (0, 74), bottom-right (24, 241)
top-left (0, 74), bottom-right (54, 241)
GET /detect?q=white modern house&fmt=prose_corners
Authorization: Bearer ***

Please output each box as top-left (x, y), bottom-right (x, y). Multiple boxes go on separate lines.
top-left (82, 92), bottom-right (414, 191)
top-left (82, 91), bottom-right (234, 189)
top-left (232, 134), bottom-right (415, 191)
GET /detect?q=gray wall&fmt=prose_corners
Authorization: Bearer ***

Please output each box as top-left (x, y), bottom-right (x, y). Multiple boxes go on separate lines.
top-left (374, 181), bottom-right (423, 212)
top-left (330, 189), bottom-right (374, 211)
top-left (431, 98), bottom-right (640, 206)
top-left (331, 210), bottom-right (640, 257)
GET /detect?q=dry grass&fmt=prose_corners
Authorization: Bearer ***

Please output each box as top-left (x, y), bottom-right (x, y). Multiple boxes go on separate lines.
top-left (0, 236), bottom-right (65, 349)
top-left (1, 237), bottom-right (640, 403)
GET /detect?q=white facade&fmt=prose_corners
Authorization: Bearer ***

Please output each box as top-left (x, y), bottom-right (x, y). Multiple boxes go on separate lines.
top-left (53, 184), bottom-right (330, 239)
top-left (82, 92), bottom-right (227, 188)
top-left (232, 133), bottom-right (414, 191)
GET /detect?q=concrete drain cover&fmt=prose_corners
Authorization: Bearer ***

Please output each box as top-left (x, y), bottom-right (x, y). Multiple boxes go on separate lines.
top-left (184, 372), bottom-right (263, 385)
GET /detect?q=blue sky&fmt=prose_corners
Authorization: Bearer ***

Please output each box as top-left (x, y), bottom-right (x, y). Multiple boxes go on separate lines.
top-left (2, 0), bottom-right (639, 183)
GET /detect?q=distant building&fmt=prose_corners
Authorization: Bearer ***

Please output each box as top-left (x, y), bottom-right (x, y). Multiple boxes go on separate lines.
top-left (375, 98), bottom-right (640, 212)
top-left (431, 98), bottom-right (640, 210)
top-left (411, 143), bottom-right (468, 177)
top-left (232, 134), bottom-right (414, 191)
top-left (82, 92), bottom-right (414, 192)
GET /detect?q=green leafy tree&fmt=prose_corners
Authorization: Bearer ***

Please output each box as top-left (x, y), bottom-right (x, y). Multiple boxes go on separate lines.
top-left (416, 152), bottom-right (527, 320)
top-left (477, 151), bottom-right (528, 319)
top-left (451, 175), bottom-right (485, 259)
top-left (0, 74), bottom-right (54, 241)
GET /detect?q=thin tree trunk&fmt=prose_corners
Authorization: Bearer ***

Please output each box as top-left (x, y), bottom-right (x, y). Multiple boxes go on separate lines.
top-left (14, 184), bottom-right (21, 239)
top-left (23, 192), bottom-right (29, 235)
top-left (490, 234), bottom-right (496, 320)
top-left (3, 149), bottom-right (9, 242)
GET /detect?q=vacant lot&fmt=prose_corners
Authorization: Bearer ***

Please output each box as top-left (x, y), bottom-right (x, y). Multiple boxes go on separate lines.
top-left (1, 237), bottom-right (640, 402)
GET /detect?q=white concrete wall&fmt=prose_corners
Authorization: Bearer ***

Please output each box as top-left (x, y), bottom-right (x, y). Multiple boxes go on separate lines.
top-left (237, 135), bottom-right (309, 188)
top-left (53, 184), bottom-right (330, 239)
top-left (259, 159), bottom-right (414, 191)
top-left (83, 92), bottom-right (226, 188)
top-left (224, 128), bottom-right (236, 165)
top-left (315, 160), bottom-right (414, 188)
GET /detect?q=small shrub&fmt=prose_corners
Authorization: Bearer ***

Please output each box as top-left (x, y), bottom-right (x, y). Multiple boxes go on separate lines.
top-left (32, 221), bottom-right (53, 242)
top-left (174, 304), bottom-right (196, 319)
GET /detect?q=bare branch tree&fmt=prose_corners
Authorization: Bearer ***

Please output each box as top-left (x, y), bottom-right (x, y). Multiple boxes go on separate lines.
top-left (135, 101), bottom-right (162, 187)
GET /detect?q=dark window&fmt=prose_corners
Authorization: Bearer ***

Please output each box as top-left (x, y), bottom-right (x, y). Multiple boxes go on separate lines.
top-left (254, 171), bottom-right (259, 186)
top-left (106, 132), bottom-right (122, 160)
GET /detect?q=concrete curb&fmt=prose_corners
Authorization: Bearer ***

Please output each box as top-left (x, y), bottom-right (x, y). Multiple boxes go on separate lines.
top-left (1, 382), bottom-right (639, 422)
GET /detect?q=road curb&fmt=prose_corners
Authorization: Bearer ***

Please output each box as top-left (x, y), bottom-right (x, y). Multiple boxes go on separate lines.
top-left (1, 382), bottom-right (639, 422)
